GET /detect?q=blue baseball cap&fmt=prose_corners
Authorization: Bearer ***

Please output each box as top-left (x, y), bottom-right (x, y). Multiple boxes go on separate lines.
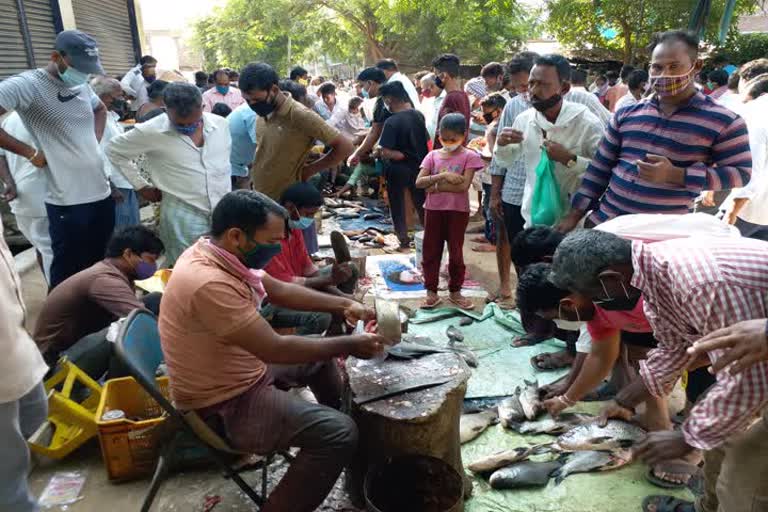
top-left (54, 30), bottom-right (104, 75)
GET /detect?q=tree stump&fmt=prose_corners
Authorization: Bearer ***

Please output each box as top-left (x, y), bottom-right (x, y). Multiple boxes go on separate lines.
top-left (344, 352), bottom-right (472, 510)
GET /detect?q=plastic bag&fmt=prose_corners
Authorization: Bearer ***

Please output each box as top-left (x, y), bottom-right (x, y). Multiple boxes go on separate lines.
top-left (596, 212), bottom-right (741, 242)
top-left (38, 471), bottom-right (86, 507)
top-left (530, 147), bottom-right (563, 226)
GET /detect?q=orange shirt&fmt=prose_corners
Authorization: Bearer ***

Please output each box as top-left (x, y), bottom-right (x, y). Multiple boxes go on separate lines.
top-left (159, 241), bottom-right (269, 410)
top-left (605, 84), bottom-right (628, 112)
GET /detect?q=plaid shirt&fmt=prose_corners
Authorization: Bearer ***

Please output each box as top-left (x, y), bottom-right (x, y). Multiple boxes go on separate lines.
top-left (491, 89), bottom-right (610, 206)
top-left (633, 237), bottom-right (768, 450)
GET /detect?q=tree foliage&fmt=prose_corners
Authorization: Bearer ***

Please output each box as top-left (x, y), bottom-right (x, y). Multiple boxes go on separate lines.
top-left (711, 32), bottom-right (768, 65)
top-left (545, 0), bottom-right (757, 64)
top-left (192, 0), bottom-right (541, 74)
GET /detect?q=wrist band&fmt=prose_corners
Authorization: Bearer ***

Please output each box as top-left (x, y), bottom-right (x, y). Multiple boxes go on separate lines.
top-left (29, 150), bottom-right (39, 160)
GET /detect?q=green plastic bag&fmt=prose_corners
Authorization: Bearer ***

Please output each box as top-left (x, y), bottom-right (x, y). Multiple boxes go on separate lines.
top-left (530, 147), bottom-right (564, 225)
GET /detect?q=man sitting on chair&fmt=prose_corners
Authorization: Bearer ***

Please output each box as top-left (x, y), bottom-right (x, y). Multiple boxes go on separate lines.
top-left (159, 190), bottom-right (387, 512)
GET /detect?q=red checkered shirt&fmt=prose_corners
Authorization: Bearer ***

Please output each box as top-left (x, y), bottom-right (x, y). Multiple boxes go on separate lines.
top-left (633, 237), bottom-right (768, 450)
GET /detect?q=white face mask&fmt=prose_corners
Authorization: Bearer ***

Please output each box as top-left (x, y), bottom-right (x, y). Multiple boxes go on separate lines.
top-left (441, 143), bottom-right (461, 152)
top-left (553, 318), bottom-right (586, 331)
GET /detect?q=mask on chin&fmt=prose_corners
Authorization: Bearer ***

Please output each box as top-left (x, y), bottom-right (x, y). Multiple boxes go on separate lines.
top-left (58, 64), bottom-right (89, 88)
top-left (532, 94), bottom-right (562, 112)
top-left (553, 318), bottom-right (585, 331)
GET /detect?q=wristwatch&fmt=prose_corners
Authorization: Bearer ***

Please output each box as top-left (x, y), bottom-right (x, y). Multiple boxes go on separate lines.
top-left (565, 155), bottom-right (578, 168)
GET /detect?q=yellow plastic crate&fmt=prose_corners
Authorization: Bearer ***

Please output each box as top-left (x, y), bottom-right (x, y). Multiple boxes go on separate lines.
top-left (95, 376), bottom-right (172, 481)
top-left (28, 360), bottom-right (103, 459)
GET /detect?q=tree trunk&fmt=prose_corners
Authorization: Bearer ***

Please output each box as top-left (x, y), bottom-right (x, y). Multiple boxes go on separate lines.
top-left (621, 22), bottom-right (633, 64)
top-left (364, 35), bottom-right (386, 66)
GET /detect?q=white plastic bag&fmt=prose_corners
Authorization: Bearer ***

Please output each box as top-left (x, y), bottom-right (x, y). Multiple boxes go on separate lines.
top-left (595, 213), bottom-right (740, 242)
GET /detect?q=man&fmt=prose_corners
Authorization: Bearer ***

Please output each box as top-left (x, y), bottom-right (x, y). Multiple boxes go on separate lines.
top-left (106, 83), bottom-right (232, 266)
top-left (160, 190), bottom-right (387, 512)
top-left (0, 218), bottom-right (48, 512)
top-left (494, 54), bottom-right (603, 228)
top-left (431, 53), bottom-right (470, 148)
top-left (688, 319), bottom-right (768, 375)
top-left (558, 30), bottom-right (752, 233)
top-left (290, 66), bottom-right (310, 85)
top-left (91, 76), bottom-right (139, 228)
top-left (465, 61), bottom-right (505, 108)
top-left (0, 113), bottom-right (52, 283)
top-left (488, 51), bottom-right (611, 316)
top-left (419, 72), bottom-right (445, 142)
top-left (121, 55), bottom-right (158, 112)
top-left (194, 71), bottom-right (209, 92)
top-left (228, 102), bottom-right (257, 189)
top-left (605, 65), bottom-right (634, 112)
top-left (34, 226), bottom-right (163, 381)
top-left (242, 62), bottom-right (353, 200)
top-left (614, 69), bottom-right (649, 111)
top-left (570, 69), bottom-right (589, 93)
top-left (551, 228), bottom-right (768, 512)
top-left (0, 29), bottom-right (113, 288)
top-left (376, 58), bottom-right (420, 107)
top-left (313, 82), bottom-right (340, 120)
top-left (263, 183), bottom-right (358, 334)
top-left (203, 69), bottom-right (245, 113)
top-left (706, 69), bottom-right (729, 99)
top-left (348, 67), bottom-right (392, 167)
top-left (377, 81), bottom-right (429, 249)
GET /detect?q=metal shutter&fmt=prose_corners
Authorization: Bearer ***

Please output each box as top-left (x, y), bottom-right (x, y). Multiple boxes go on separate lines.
top-left (23, 0), bottom-right (56, 66)
top-left (0, 0), bottom-right (29, 79)
top-left (71, 0), bottom-right (136, 76)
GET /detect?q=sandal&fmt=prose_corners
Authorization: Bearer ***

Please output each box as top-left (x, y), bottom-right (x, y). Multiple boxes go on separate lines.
top-left (530, 350), bottom-right (574, 371)
top-left (421, 296), bottom-right (443, 309)
top-left (495, 295), bottom-right (516, 310)
top-left (646, 461), bottom-right (701, 490)
top-left (511, 333), bottom-right (549, 347)
top-left (447, 296), bottom-right (474, 310)
top-left (641, 495), bottom-right (695, 512)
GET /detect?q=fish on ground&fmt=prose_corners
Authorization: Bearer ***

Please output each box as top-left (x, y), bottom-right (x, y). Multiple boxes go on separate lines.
top-left (488, 459), bottom-right (564, 490)
top-left (552, 449), bottom-right (634, 485)
top-left (506, 413), bottom-right (595, 435)
top-left (498, 394), bottom-right (526, 427)
top-left (464, 394), bottom-right (516, 414)
top-left (467, 443), bottom-right (553, 474)
top-left (556, 420), bottom-right (647, 451)
top-left (460, 409), bottom-right (498, 444)
top-left (518, 379), bottom-right (542, 420)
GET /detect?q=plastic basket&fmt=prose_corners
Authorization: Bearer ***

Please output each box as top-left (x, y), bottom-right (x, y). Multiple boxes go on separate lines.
top-left (95, 376), bottom-right (172, 481)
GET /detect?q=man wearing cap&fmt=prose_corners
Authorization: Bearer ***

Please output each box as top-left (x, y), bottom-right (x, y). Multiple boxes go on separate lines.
top-left (0, 29), bottom-right (114, 288)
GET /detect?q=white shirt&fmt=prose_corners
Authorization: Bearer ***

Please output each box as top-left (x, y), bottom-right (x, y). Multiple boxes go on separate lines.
top-left (0, 218), bottom-right (48, 402)
top-left (494, 101), bottom-right (604, 227)
top-left (614, 91), bottom-right (639, 111)
top-left (106, 112), bottom-right (232, 214)
top-left (388, 72), bottom-right (420, 108)
top-left (120, 64), bottom-right (150, 110)
top-left (0, 113), bottom-right (46, 218)
top-left (101, 111), bottom-right (132, 189)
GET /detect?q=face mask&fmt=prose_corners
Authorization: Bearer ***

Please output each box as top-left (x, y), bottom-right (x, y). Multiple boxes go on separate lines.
top-left (593, 278), bottom-right (641, 311)
top-left (173, 119), bottom-right (201, 136)
top-left (651, 67), bottom-right (694, 97)
top-left (239, 241), bottom-right (282, 269)
top-left (289, 216), bottom-right (314, 230)
top-left (298, 78), bottom-right (309, 86)
top-left (532, 94), bottom-right (562, 112)
top-left (216, 85), bottom-right (230, 95)
top-left (145, 75), bottom-right (156, 84)
top-left (250, 92), bottom-right (277, 117)
top-left (434, 75), bottom-right (445, 89)
top-left (422, 89), bottom-right (432, 98)
top-left (58, 64), bottom-right (89, 87)
top-left (439, 137), bottom-right (463, 152)
top-left (706, 81), bottom-right (714, 90)
top-left (362, 88), bottom-right (370, 99)
top-left (519, 91), bottom-right (530, 103)
top-left (111, 98), bottom-right (127, 115)
top-left (553, 303), bottom-right (585, 331)
top-left (482, 112), bottom-right (495, 124)
top-left (135, 260), bottom-right (157, 280)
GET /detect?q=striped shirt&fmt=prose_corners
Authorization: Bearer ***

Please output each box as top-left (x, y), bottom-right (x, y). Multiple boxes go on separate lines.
top-left (572, 92), bottom-right (752, 224)
top-left (491, 89), bottom-right (610, 205)
top-left (633, 237), bottom-right (768, 450)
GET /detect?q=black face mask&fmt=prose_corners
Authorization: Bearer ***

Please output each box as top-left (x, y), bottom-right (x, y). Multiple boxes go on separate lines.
top-left (532, 94), bottom-right (562, 112)
top-left (595, 294), bottom-right (641, 311)
top-left (482, 112), bottom-right (495, 124)
top-left (250, 91), bottom-right (277, 117)
top-left (111, 98), bottom-right (127, 116)
top-left (434, 75), bottom-right (445, 89)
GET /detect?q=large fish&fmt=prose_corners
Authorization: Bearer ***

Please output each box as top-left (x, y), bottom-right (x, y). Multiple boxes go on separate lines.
top-left (497, 394), bottom-right (526, 427)
top-left (489, 459), bottom-right (564, 489)
top-left (552, 449), bottom-right (634, 485)
top-left (460, 409), bottom-right (498, 444)
top-left (464, 395), bottom-right (516, 414)
top-left (506, 413), bottom-right (594, 435)
top-left (556, 420), bottom-right (647, 451)
top-left (518, 379), bottom-right (542, 420)
top-left (467, 443), bottom-right (553, 474)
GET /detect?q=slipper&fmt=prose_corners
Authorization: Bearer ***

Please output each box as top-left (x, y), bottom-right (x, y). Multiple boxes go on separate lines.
top-left (471, 243), bottom-right (496, 253)
top-left (530, 351), bottom-right (574, 371)
top-left (641, 495), bottom-right (695, 512)
top-left (646, 461), bottom-right (701, 490)
top-left (447, 296), bottom-right (474, 310)
top-left (421, 296), bottom-right (443, 309)
top-left (495, 295), bottom-right (516, 310)
top-left (511, 333), bottom-right (549, 347)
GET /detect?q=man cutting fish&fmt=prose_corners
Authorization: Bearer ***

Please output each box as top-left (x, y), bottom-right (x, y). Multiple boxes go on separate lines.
top-left (550, 229), bottom-right (768, 512)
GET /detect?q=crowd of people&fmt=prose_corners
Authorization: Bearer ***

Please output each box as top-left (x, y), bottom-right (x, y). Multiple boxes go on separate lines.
top-left (1, 26), bottom-right (767, 512)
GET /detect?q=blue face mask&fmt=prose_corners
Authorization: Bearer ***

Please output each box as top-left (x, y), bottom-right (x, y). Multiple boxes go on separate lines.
top-left (239, 241), bottom-right (282, 269)
top-left (58, 65), bottom-right (89, 88)
top-left (362, 88), bottom-right (370, 99)
top-left (289, 217), bottom-right (315, 230)
top-left (216, 85), bottom-right (229, 95)
top-left (174, 120), bottom-right (201, 136)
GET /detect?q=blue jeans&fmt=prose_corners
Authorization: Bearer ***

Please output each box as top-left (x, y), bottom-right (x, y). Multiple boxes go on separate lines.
top-left (114, 188), bottom-right (140, 229)
top-left (482, 182), bottom-right (495, 244)
top-left (0, 382), bottom-right (48, 512)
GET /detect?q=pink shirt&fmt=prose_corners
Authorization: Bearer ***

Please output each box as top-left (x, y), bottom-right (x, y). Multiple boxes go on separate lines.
top-left (586, 295), bottom-right (651, 340)
top-left (420, 147), bottom-right (485, 212)
top-left (202, 87), bottom-right (245, 112)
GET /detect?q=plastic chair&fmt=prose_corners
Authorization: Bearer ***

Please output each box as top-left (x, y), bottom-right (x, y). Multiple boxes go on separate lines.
top-left (114, 309), bottom-right (277, 511)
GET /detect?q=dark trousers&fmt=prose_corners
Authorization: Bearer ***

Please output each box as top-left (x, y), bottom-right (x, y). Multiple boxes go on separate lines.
top-left (502, 201), bottom-right (525, 250)
top-left (386, 173), bottom-right (425, 247)
top-left (47, 196), bottom-right (115, 288)
top-left (735, 218), bottom-right (768, 242)
top-left (482, 183), bottom-right (495, 243)
top-left (422, 209), bottom-right (470, 293)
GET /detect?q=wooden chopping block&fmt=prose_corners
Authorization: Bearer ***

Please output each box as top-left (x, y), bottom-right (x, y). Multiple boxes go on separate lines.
top-left (375, 298), bottom-right (401, 342)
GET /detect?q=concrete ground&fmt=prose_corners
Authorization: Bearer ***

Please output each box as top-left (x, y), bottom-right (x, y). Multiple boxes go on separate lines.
top-left (21, 211), bottom-right (512, 511)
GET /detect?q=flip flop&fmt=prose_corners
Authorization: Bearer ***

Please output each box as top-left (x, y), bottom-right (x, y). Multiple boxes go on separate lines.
top-left (495, 295), bottom-right (516, 310)
top-left (421, 296), bottom-right (443, 309)
top-left (530, 351), bottom-right (574, 371)
top-left (646, 461), bottom-right (701, 490)
top-left (511, 333), bottom-right (549, 347)
top-left (641, 495), bottom-right (695, 512)
top-left (447, 296), bottom-right (474, 310)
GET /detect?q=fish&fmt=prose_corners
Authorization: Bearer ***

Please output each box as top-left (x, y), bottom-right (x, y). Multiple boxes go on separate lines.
top-left (446, 326), bottom-right (464, 343)
top-left (463, 394), bottom-right (516, 414)
top-left (467, 444), bottom-right (553, 474)
top-left (552, 449), bottom-right (634, 485)
top-left (556, 420), bottom-right (647, 451)
top-left (459, 316), bottom-right (474, 326)
top-left (330, 231), bottom-right (351, 264)
top-left (518, 379), bottom-right (542, 420)
top-left (498, 394), bottom-right (526, 427)
top-left (460, 410), bottom-right (498, 444)
top-left (506, 413), bottom-right (595, 435)
top-left (488, 459), bottom-right (564, 489)
top-left (363, 212), bottom-right (384, 220)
